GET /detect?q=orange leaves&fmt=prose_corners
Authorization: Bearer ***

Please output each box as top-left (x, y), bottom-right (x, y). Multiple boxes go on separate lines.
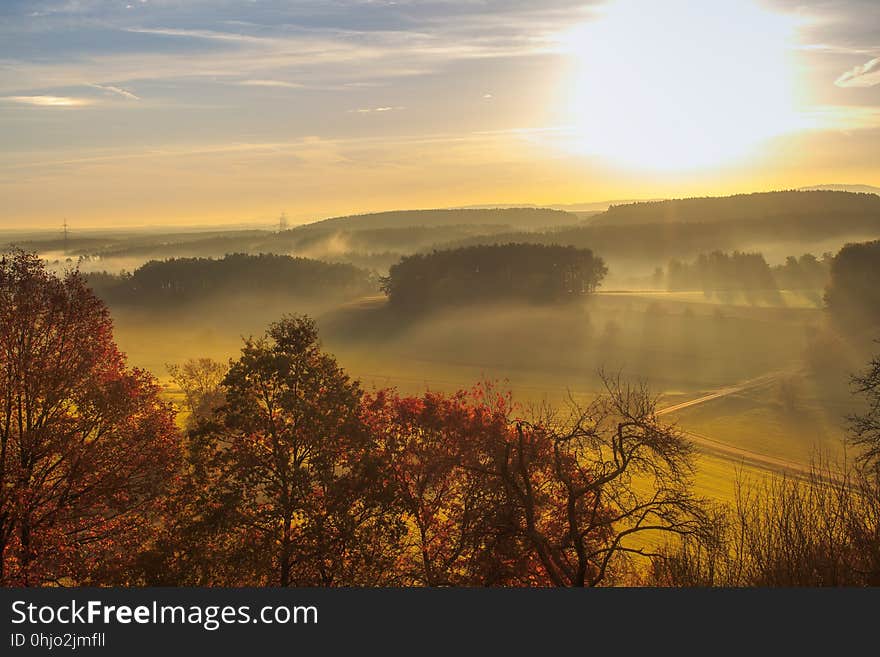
top-left (0, 251), bottom-right (182, 586)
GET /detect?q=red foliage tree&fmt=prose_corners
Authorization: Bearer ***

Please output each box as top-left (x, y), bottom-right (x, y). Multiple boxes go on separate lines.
top-left (366, 379), bottom-right (709, 587)
top-left (0, 251), bottom-right (180, 585)
top-left (473, 377), bottom-right (710, 586)
top-left (364, 385), bottom-right (544, 586)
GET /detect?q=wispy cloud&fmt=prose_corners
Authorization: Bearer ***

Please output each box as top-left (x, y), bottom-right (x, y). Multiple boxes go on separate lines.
top-left (89, 83), bottom-right (140, 100)
top-left (0, 5), bottom-right (571, 98)
top-left (123, 27), bottom-right (269, 45)
top-left (835, 57), bottom-right (880, 87)
top-left (797, 43), bottom-right (878, 56)
top-left (235, 79), bottom-right (303, 89)
top-left (799, 104), bottom-right (880, 129)
top-left (2, 130), bottom-right (524, 174)
top-left (1, 95), bottom-right (93, 107)
top-left (350, 106), bottom-right (404, 113)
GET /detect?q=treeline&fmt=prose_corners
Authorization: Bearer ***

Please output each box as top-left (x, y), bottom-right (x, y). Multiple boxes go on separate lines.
top-left (38, 192), bottom-right (880, 278)
top-left (86, 224), bottom-right (517, 264)
top-left (441, 197), bottom-right (880, 267)
top-left (380, 243), bottom-right (607, 309)
top-left (773, 253), bottom-right (832, 289)
top-left (664, 251), bottom-right (831, 292)
top-left (594, 190), bottom-right (880, 226)
top-left (825, 240), bottom-right (880, 332)
top-left (300, 207), bottom-right (577, 232)
top-left (666, 251), bottom-right (776, 291)
top-left (86, 253), bottom-right (376, 306)
top-left (450, 214), bottom-right (877, 264)
top-left (2, 250), bottom-right (879, 587)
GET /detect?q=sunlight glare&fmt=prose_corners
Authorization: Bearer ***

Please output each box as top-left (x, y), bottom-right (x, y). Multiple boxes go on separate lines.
top-left (559, 0), bottom-right (804, 171)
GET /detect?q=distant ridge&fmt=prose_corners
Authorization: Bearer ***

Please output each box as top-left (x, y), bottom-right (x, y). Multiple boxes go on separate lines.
top-left (590, 190), bottom-right (880, 226)
top-left (798, 184), bottom-right (880, 195)
top-left (295, 207), bottom-right (579, 233)
top-left (457, 199), bottom-right (664, 213)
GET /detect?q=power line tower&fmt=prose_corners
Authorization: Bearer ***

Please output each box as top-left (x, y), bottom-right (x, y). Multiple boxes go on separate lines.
top-left (278, 211), bottom-right (289, 233)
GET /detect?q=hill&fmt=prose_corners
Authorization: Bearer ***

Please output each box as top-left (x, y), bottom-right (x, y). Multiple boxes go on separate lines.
top-left (435, 197), bottom-right (880, 272)
top-left (297, 207), bottom-right (578, 233)
top-left (591, 190), bottom-right (880, 226)
top-left (799, 184), bottom-right (880, 194)
top-left (60, 209), bottom-right (579, 271)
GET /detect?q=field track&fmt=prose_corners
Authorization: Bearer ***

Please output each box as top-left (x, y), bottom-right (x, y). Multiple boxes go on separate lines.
top-left (658, 367), bottom-right (831, 480)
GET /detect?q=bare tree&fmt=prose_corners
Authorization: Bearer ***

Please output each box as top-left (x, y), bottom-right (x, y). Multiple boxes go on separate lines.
top-left (474, 373), bottom-right (711, 586)
top-left (850, 347), bottom-right (880, 473)
top-left (652, 460), bottom-right (880, 587)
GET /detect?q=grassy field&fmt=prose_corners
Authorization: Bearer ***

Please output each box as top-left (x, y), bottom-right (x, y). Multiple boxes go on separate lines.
top-left (110, 288), bottom-right (864, 505)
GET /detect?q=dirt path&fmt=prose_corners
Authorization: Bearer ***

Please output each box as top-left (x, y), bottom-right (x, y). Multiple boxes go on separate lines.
top-left (657, 367), bottom-right (820, 479)
top-left (656, 370), bottom-right (785, 416)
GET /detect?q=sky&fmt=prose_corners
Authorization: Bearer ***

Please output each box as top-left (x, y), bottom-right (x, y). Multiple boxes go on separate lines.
top-left (1, 0), bottom-right (879, 228)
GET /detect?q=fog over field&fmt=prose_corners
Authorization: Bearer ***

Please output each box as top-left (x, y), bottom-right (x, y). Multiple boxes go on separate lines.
top-left (8, 192), bottom-right (874, 498)
top-left (4, 0), bottom-right (880, 593)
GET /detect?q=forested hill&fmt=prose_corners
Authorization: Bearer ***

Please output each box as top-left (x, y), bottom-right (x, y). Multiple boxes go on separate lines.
top-left (298, 208), bottom-right (578, 233)
top-left (381, 243), bottom-right (607, 309)
top-left (591, 190), bottom-right (880, 226)
top-left (86, 253), bottom-right (375, 306)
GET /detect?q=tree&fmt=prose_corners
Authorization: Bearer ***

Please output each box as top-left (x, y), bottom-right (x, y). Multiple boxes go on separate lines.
top-left (0, 250), bottom-right (180, 585)
top-left (181, 315), bottom-right (401, 586)
top-left (381, 243), bottom-right (607, 310)
top-left (651, 462), bottom-right (880, 587)
top-left (364, 386), bottom-right (538, 586)
top-left (825, 240), bottom-right (880, 332)
top-left (471, 375), bottom-right (710, 586)
top-left (665, 250), bottom-right (777, 292)
top-left (850, 346), bottom-right (880, 474)
top-left (167, 358), bottom-right (228, 429)
top-left (86, 253), bottom-right (375, 310)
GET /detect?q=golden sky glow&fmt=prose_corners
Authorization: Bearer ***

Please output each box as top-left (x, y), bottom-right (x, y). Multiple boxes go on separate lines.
top-left (1, 0), bottom-right (879, 228)
top-left (558, 1), bottom-right (805, 170)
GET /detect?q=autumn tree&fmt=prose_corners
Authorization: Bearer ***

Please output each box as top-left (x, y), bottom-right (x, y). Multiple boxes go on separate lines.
top-left (468, 375), bottom-right (710, 586)
top-left (365, 377), bottom-right (709, 587)
top-left (0, 250), bottom-right (180, 586)
top-left (176, 315), bottom-right (402, 586)
top-left (365, 387), bottom-right (540, 586)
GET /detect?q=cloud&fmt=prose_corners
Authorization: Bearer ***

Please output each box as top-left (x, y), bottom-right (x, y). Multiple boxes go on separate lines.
top-left (0, 3), bottom-right (580, 97)
top-left (1, 95), bottom-right (93, 107)
top-left (350, 105), bottom-right (404, 113)
top-left (89, 83), bottom-right (140, 100)
top-left (236, 79), bottom-right (303, 89)
top-left (835, 57), bottom-right (880, 87)
top-left (123, 27), bottom-right (270, 45)
top-left (798, 104), bottom-right (880, 129)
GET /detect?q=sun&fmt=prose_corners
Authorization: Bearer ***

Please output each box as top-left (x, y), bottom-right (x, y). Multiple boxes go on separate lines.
top-left (558, 0), bottom-right (804, 172)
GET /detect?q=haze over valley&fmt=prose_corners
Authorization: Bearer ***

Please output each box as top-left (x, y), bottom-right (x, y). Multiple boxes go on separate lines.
top-left (4, 0), bottom-right (880, 588)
